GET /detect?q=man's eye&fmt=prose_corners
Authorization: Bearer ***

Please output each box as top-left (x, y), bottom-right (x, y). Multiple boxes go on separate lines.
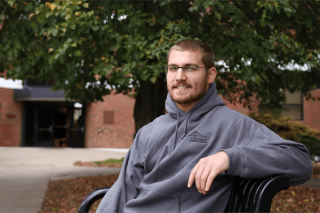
top-left (169, 67), bottom-right (178, 71)
top-left (187, 66), bottom-right (197, 71)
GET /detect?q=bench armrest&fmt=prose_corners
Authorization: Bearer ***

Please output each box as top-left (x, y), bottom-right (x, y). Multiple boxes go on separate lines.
top-left (78, 187), bottom-right (110, 213)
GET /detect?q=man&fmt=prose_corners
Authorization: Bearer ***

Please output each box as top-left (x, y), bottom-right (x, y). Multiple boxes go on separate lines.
top-left (96, 39), bottom-right (312, 212)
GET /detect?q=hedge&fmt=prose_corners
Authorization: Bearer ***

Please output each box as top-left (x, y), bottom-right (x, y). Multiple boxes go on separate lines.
top-left (249, 113), bottom-right (320, 156)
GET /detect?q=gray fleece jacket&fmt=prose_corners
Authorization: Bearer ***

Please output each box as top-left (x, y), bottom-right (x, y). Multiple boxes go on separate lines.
top-left (96, 82), bottom-right (313, 213)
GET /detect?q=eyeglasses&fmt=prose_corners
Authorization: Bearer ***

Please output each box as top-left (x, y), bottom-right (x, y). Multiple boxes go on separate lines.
top-left (164, 65), bottom-right (209, 76)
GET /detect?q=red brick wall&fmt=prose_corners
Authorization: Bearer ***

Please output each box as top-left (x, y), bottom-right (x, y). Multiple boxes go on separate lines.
top-left (297, 89), bottom-right (320, 131)
top-left (85, 91), bottom-right (135, 148)
top-left (0, 88), bottom-right (23, 146)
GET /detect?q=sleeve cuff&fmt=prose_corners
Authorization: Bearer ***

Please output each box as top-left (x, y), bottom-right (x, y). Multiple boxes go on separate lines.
top-left (221, 147), bottom-right (244, 177)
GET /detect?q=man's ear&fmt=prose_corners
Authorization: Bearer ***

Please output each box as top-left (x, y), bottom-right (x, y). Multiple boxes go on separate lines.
top-left (207, 67), bottom-right (217, 84)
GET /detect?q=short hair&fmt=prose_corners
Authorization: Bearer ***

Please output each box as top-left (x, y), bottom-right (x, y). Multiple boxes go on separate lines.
top-left (167, 39), bottom-right (215, 69)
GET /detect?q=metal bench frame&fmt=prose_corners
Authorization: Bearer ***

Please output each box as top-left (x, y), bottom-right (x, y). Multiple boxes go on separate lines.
top-left (79, 174), bottom-right (290, 213)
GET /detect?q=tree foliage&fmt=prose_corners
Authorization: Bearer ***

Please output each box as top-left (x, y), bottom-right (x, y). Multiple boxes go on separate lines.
top-left (1, 0), bottom-right (320, 132)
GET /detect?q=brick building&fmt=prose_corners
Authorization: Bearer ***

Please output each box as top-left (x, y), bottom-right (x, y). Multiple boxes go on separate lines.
top-left (0, 81), bottom-right (136, 148)
top-left (1, 75), bottom-right (320, 148)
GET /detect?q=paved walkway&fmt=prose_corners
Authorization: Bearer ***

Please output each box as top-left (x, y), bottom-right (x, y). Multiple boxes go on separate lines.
top-left (0, 147), bottom-right (127, 213)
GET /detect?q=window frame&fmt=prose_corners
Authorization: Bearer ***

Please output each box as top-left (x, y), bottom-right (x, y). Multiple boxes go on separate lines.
top-left (258, 92), bottom-right (303, 121)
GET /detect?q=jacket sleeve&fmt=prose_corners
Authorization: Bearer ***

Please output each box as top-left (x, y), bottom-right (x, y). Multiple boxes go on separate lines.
top-left (96, 128), bottom-right (146, 213)
top-left (222, 125), bottom-right (313, 186)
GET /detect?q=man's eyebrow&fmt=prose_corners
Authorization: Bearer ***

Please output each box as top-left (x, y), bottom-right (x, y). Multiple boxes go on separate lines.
top-left (167, 63), bottom-right (199, 66)
top-left (184, 63), bottom-right (198, 66)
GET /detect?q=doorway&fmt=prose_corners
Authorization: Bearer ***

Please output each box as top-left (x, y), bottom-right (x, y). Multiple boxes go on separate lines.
top-left (23, 102), bottom-right (85, 147)
top-left (34, 106), bottom-right (54, 147)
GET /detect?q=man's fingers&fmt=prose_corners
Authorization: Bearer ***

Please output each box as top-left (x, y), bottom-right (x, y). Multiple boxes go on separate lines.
top-left (188, 152), bottom-right (229, 193)
top-left (187, 174), bottom-right (194, 188)
top-left (200, 168), bottom-right (211, 194)
top-left (188, 164), bottom-right (199, 188)
top-left (205, 171), bottom-right (216, 192)
top-left (195, 166), bottom-right (205, 193)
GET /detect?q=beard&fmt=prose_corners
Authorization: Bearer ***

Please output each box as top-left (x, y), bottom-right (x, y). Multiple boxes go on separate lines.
top-left (168, 75), bottom-right (208, 106)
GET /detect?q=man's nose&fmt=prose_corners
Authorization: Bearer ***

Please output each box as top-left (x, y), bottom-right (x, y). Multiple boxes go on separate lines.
top-left (175, 67), bottom-right (187, 80)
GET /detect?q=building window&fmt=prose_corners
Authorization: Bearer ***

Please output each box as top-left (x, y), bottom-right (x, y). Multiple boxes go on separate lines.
top-left (281, 90), bottom-right (303, 120)
top-left (259, 90), bottom-right (303, 120)
top-left (104, 110), bottom-right (114, 124)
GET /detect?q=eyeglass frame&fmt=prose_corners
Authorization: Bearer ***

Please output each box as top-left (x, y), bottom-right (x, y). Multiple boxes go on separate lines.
top-left (164, 65), bottom-right (211, 75)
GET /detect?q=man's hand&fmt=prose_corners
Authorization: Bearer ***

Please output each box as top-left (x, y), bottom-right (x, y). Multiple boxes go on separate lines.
top-left (188, 151), bottom-right (229, 195)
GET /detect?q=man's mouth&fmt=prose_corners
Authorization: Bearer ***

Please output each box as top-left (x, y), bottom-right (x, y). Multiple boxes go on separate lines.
top-left (177, 86), bottom-right (187, 89)
top-left (174, 85), bottom-right (189, 89)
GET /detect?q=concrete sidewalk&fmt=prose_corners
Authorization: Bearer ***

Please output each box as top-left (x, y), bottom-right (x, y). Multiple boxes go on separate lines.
top-left (0, 147), bottom-right (128, 213)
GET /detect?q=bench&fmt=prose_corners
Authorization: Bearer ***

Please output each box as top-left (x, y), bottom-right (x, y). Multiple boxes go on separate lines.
top-left (79, 174), bottom-right (290, 212)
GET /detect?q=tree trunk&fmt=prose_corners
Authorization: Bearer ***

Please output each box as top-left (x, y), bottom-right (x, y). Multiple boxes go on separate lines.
top-left (133, 74), bottom-right (167, 139)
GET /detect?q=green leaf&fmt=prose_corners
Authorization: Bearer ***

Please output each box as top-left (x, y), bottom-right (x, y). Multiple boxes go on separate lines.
top-left (275, 5), bottom-right (280, 14)
top-left (83, 3), bottom-right (89, 8)
top-left (92, 26), bottom-right (99, 31)
top-left (215, 12), bottom-right (221, 20)
top-left (37, 14), bottom-right (44, 23)
top-left (87, 10), bottom-right (94, 16)
top-left (65, 14), bottom-right (71, 20)
top-left (118, 78), bottom-right (125, 85)
top-left (149, 76), bottom-right (157, 83)
top-left (131, 61), bottom-right (137, 69)
top-left (74, 50), bottom-right (82, 56)
top-left (284, 8), bottom-right (292, 17)
top-left (259, 19), bottom-right (267, 27)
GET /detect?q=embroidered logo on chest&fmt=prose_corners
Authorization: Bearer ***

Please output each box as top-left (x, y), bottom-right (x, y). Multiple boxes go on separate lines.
top-left (188, 131), bottom-right (209, 143)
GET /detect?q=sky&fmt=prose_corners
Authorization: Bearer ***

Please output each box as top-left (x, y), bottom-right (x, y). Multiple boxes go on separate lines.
top-left (0, 77), bottom-right (23, 89)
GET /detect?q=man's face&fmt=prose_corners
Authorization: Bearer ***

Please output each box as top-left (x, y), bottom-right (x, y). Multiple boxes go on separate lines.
top-left (166, 49), bottom-right (216, 112)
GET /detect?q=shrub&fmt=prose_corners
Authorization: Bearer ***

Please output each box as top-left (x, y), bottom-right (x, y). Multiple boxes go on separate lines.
top-left (249, 113), bottom-right (320, 156)
top-left (299, 134), bottom-right (320, 156)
